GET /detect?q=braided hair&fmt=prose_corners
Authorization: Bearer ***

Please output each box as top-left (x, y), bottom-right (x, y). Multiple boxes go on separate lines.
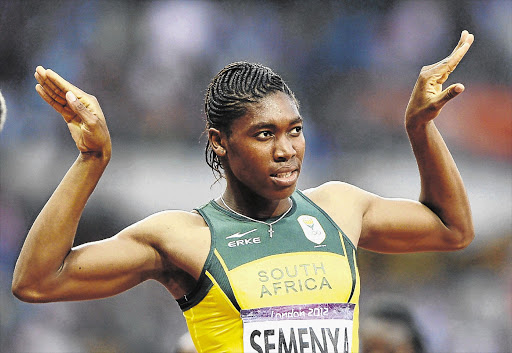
top-left (204, 61), bottom-right (298, 180)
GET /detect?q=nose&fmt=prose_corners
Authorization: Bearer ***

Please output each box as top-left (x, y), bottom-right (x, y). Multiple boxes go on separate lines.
top-left (274, 135), bottom-right (296, 161)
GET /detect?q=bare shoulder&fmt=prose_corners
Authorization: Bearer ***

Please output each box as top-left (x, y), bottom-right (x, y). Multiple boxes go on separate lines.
top-left (302, 181), bottom-right (375, 246)
top-left (303, 181), bottom-right (373, 207)
top-left (115, 210), bottom-right (200, 245)
top-left (125, 209), bottom-right (206, 233)
top-left (120, 209), bottom-right (210, 279)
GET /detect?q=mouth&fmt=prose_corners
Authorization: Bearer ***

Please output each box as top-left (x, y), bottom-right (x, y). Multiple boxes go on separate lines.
top-left (270, 169), bottom-right (299, 187)
top-left (271, 171), bottom-right (294, 178)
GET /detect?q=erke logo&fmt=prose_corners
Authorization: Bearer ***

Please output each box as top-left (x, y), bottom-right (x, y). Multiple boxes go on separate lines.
top-left (297, 215), bottom-right (326, 245)
top-left (226, 229), bottom-right (258, 239)
top-left (226, 229), bottom-right (261, 248)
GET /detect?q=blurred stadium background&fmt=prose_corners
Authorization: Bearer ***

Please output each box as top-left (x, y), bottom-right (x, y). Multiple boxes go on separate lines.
top-left (0, 0), bottom-right (510, 352)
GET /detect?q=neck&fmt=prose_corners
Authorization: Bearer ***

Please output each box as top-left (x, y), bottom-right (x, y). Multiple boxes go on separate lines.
top-left (220, 188), bottom-right (292, 220)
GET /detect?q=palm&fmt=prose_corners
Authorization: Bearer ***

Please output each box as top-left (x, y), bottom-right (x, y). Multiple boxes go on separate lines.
top-left (66, 116), bottom-right (104, 153)
top-left (34, 67), bottom-right (111, 155)
top-left (405, 31), bottom-right (474, 125)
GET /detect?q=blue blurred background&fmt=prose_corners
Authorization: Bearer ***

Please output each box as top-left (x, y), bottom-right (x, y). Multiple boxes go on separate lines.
top-left (1, 0), bottom-right (510, 352)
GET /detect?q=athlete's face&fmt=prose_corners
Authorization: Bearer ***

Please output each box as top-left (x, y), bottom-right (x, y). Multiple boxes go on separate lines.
top-left (222, 92), bottom-right (305, 201)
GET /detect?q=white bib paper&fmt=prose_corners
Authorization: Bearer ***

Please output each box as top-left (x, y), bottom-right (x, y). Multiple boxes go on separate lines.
top-left (241, 303), bottom-right (354, 353)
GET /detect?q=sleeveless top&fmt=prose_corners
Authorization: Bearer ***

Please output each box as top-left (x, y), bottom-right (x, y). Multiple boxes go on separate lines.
top-left (177, 190), bottom-right (360, 352)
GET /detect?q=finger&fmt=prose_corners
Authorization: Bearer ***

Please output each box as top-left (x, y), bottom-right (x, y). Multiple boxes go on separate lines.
top-left (445, 38), bottom-right (472, 72)
top-left (36, 84), bottom-right (76, 122)
top-left (36, 66), bottom-right (89, 105)
top-left (429, 31), bottom-right (474, 75)
top-left (34, 71), bottom-right (44, 86)
top-left (36, 76), bottom-right (68, 106)
top-left (436, 83), bottom-right (465, 108)
top-left (35, 69), bottom-right (68, 106)
top-left (448, 30), bottom-right (469, 58)
top-left (447, 31), bottom-right (474, 66)
top-left (46, 69), bottom-right (88, 99)
top-left (35, 66), bottom-right (48, 81)
top-left (433, 33), bottom-right (473, 84)
top-left (36, 83), bottom-right (64, 112)
top-left (65, 91), bottom-right (96, 126)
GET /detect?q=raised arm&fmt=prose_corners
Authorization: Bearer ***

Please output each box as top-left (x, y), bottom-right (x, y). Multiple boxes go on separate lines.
top-left (12, 68), bottom-right (164, 302)
top-left (357, 31), bottom-right (475, 252)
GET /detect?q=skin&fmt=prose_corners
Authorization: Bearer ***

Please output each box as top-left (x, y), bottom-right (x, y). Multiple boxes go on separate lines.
top-left (13, 31), bottom-right (474, 308)
top-left (209, 92), bottom-right (305, 219)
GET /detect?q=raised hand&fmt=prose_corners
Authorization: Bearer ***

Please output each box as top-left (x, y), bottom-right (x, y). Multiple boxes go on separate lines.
top-left (35, 66), bottom-right (111, 158)
top-left (405, 30), bottom-right (474, 127)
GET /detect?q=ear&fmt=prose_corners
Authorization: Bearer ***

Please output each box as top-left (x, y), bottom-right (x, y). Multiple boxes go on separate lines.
top-left (208, 128), bottom-right (227, 157)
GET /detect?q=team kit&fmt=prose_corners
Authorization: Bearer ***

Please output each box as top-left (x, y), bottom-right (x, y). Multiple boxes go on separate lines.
top-left (178, 191), bottom-right (360, 352)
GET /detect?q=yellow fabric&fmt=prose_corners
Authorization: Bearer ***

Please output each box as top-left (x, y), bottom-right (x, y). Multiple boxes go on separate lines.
top-left (185, 191), bottom-right (360, 352)
top-left (183, 272), bottom-right (243, 353)
top-left (184, 251), bottom-right (360, 352)
top-left (229, 252), bottom-right (353, 308)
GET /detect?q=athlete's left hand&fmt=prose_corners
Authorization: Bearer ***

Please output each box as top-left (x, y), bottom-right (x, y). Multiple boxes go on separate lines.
top-left (405, 30), bottom-right (474, 128)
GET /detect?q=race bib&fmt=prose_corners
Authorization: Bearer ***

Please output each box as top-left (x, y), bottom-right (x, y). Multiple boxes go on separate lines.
top-left (241, 303), bottom-right (354, 353)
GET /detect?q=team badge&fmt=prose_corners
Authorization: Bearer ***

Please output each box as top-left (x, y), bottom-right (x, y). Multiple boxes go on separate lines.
top-left (297, 215), bottom-right (326, 245)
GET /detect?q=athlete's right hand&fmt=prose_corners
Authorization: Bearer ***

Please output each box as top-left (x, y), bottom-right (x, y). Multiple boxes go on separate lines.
top-left (35, 66), bottom-right (111, 159)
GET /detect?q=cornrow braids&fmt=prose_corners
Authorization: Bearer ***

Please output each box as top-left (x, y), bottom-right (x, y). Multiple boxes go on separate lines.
top-left (204, 61), bottom-right (298, 180)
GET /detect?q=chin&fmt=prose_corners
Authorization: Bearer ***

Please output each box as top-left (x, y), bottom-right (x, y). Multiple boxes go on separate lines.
top-left (268, 184), bottom-right (297, 201)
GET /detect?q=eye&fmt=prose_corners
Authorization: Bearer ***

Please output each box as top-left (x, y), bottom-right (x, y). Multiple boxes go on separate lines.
top-left (290, 126), bottom-right (303, 136)
top-left (256, 131), bottom-right (273, 139)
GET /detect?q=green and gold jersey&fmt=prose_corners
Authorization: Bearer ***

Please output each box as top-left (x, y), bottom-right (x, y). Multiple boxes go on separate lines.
top-left (178, 190), bottom-right (360, 352)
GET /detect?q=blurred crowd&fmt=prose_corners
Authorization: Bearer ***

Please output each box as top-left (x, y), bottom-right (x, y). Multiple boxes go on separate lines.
top-left (1, 0), bottom-right (510, 352)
